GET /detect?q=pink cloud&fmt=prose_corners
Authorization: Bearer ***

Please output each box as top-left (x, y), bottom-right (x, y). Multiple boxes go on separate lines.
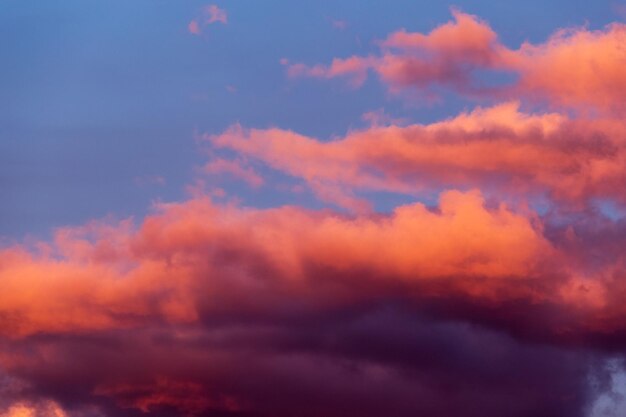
top-left (208, 102), bottom-right (626, 208)
top-left (203, 158), bottom-right (264, 188)
top-left (381, 9), bottom-right (499, 59)
top-left (0, 190), bottom-right (554, 338)
top-left (2, 163), bottom-right (626, 416)
top-left (188, 20), bottom-right (201, 35)
top-left (2, 186), bottom-right (626, 347)
top-left (205, 4), bottom-right (227, 24)
top-left (286, 9), bottom-right (626, 112)
top-left (188, 4), bottom-right (227, 36)
top-left (285, 56), bottom-right (374, 87)
top-left (286, 10), bottom-right (506, 96)
top-left (6, 8), bottom-right (626, 417)
top-left (513, 23), bottom-right (626, 112)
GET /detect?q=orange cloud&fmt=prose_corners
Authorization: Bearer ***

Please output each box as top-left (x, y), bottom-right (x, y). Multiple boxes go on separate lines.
top-left (203, 158), bottom-right (264, 188)
top-left (205, 5), bottom-right (227, 24)
top-left (381, 9), bottom-right (498, 55)
top-left (0, 401), bottom-right (67, 417)
top-left (513, 23), bottom-right (626, 112)
top-left (284, 56), bottom-right (374, 87)
top-left (0, 190), bottom-right (543, 336)
top-left (285, 10), bottom-right (506, 96)
top-left (2, 187), bottom-right (624, 343)
top-left (209, 102), bottom-right (626, 208)
top-left (286, 10), bottom-right (626, 112)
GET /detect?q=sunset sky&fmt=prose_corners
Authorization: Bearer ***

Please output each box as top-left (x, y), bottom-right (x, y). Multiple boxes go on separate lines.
top-left (3, 1), bottom-right (626, 416)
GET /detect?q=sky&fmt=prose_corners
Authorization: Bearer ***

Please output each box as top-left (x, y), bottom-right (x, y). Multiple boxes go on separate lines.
top-left (3, 1), bottom-right (626, 416)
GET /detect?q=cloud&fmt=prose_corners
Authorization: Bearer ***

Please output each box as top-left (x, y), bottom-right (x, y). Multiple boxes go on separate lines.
top-left (5, 7), bottom-right (626, 417)
top-left (360, 108), bottom-right (407, 127)
top-left (208, 102), bottom-right (626, 209)
top-left (284, 10), bottom-right (507, 96)
top-left (2, 188), bottom-right (626, 346)
top-left (2, 171), bottom-right (626, 416)
top-left (93, 377), bottom-right (235, 415)
top-left (513, 23), bottom-right (626, 112)
top-left (0, 191), bottom-right (540, 336)
top-left (203, 158), bottom-right (264, 188)
top-left (588, 359), bottom-right (626, 417)
top-left (286, 9), bottom-right (626, 112)
top-left (188, 4), bottom-right (227, 36)
top-left (381, 9), bottom-right (498, 53)
top-left (187, 20), bottom-right (201, 36)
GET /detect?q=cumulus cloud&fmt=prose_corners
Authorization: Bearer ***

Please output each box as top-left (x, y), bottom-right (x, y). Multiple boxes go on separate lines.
top-left (0, 191), bottom-right (541, 336)
top-left (2, 188), bottom-right (626, 345)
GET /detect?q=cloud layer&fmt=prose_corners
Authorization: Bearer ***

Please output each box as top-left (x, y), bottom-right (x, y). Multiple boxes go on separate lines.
top-left (4, 8), bottom-right (626, 417)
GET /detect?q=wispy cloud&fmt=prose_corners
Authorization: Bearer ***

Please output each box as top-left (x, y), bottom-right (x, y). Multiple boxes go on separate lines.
top-left (188, 4), bottom-right (227, 36)
top-left (287, 9), bottom-right (626, 113)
